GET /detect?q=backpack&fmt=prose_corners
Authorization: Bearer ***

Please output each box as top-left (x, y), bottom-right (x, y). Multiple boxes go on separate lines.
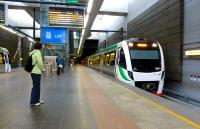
top-left (24, 52), bottom-right (37, 73)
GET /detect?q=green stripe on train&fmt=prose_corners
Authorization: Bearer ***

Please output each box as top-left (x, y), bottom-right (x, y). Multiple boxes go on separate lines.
top-left (119, 67), bottom-right (130, 81)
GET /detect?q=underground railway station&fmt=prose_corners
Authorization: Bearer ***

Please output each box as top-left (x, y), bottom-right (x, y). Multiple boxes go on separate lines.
top-left (0, 0), bottom-right (200, 129)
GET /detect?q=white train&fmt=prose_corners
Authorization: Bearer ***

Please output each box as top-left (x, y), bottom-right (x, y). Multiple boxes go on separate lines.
top-left (0, 47), bottom-right (11, 72)
top-left (87, 38), bottom-right (165, 96)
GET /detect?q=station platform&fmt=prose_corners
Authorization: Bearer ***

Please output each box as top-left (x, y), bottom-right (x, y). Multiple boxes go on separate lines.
top-left (0, 65), bottom-right (200, 129)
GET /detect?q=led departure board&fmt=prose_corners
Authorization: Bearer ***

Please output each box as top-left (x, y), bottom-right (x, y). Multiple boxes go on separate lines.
top-left (0, 4), bottom-right (5, 25)
top-left (49, 7), bottom-right (84, 27)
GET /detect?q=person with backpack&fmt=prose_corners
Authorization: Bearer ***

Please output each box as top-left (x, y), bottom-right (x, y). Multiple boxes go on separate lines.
top-left (29, 43), bottom-right (45, 107)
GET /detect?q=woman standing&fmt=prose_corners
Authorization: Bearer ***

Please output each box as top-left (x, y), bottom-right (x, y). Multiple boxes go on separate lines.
top-left (30, 43), bottom-right (45, 107)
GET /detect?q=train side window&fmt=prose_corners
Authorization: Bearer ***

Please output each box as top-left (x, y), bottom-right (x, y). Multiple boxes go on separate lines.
top-left (0, 54), bottom-right (3, 64)
top-left (100, 54), bottom-right (104, 64)
top-left (96, 56), bottom-right (100, 64)
top-left (109, 52), bottom-right (115, 65)
top-left (119, 48), bottom-right (126, 68)
top-left (92, 57), bottom-right (95, 64)
top-left (105, 53), bottom-right (110, 65)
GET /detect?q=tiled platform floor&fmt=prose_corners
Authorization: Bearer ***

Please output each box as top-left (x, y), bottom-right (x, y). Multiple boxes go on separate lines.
top-left (0, 65), bottom-right (199, 129)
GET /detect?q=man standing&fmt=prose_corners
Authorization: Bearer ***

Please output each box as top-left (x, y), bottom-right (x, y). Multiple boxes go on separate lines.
top-left (30, 43), bottom-right (45, 107)
top-left (56, 55), bottom-right (62, 75)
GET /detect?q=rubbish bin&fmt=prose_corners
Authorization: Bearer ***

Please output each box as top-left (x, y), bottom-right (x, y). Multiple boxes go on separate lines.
top-left (44, 64), bottom-right (52, 77)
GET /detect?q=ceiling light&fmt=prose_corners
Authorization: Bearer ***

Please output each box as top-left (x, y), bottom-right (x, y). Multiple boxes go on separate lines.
top-left (0, 25), bottom-right (16, 34)
top-left (185, 50), bottom-right (200, 56)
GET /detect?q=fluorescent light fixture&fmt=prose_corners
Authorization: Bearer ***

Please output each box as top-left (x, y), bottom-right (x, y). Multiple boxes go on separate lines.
top-left (28, 37), bottom-right (36, 43)
top-left (78, 0), bottom-right (94, 54)
top-left (0, 25), bottom-right (24, 37)
top-left (17, 33), bottom-right (24, 38)
top-left (81, 29), bottom-right (85, 36)
top-left (87, 0), bottom-right (94, 13)
top-left (0, 25), bottom-right (16, 34)
top-left (185, 50), bottom-right (200, 56)
top-left (84, 14), bottom-right (89, 27)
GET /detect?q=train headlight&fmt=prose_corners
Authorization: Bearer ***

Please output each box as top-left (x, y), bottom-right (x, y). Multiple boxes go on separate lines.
top-left (128, 43), bottom-right (134, 47)
top-left (152, 43), bottom-right (158, 47)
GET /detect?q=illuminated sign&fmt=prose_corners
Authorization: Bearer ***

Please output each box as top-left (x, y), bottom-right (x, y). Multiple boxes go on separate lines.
top-left (41, 28), bottom-right (67, 44)
top-left (46, 0), bottom-right (79, 4)
top-left (49, 7), bottom-right (84, 27)
top-left (137, 43), bottom-right (147, 48)
top-left (185, 50), bottom-right (200, 56)
top-left (65, 0), bottom-right (79, 4)
top-left (0, 4), bottom-right (5, 25)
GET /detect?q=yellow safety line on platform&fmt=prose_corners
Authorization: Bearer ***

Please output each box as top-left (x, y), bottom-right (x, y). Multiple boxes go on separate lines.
top-left (122, 87), bottom-right (200, 129)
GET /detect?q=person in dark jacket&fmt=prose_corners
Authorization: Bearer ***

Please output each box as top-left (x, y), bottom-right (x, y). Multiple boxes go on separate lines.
top-left (56, 55), bottom-right (62, 75)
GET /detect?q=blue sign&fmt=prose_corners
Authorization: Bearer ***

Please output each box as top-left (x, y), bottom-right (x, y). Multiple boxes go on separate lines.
top-left (41, 28), bottom-right (67, 44)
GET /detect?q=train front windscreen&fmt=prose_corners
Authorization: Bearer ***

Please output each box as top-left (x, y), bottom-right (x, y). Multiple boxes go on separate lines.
top-left (129, 42), bottom-right (161, 72)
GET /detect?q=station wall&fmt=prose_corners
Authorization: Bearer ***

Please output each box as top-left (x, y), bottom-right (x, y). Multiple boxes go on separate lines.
top-left (0, 28), bottom-right (32, 67)
top-left (127, 0), bottom-right (184, 81)
top-left (182, 0), bottom-right (200, 88)
top-left (21, 37), bottom-right (32, 67)
top-left (0, 27), bottom-right (19, 67)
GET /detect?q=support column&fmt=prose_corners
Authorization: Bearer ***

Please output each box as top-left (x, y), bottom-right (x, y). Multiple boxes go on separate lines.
top-left (65, 30), bottom-right (69, 72)
top-left (18, 37), bottom-right (22, 67)
top-left (40, 0), bottom-right (48, 27)
top-left (33, 8), bottom-right (35, 39)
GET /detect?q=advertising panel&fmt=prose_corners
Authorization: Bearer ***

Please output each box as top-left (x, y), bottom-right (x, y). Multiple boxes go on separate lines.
top-left (41, 28), bottom-right (67, 44)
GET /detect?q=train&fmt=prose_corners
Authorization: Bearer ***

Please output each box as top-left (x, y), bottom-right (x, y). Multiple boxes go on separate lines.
top-left (0, 47), bottom-right (11, 72)
top-left (87, 38), bottom-right (165, 96)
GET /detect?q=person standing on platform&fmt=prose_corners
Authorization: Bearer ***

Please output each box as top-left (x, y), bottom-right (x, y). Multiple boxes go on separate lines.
top-left (56, 55), bottom-right (63, 75)
top-left (30, 43), bottom-right (45, 107)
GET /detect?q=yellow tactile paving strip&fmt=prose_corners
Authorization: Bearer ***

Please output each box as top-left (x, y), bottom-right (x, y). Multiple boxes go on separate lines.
top-left (78, 66), bottom-right (199, 129)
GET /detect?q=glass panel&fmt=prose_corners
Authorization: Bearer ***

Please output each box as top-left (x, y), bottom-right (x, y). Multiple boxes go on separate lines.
top-left (0, 54), bottom-right (3, 64)
top-left (109, 52), bottom-right (115, 65)
top-left (130, 50), bottom-right (159, 59)
top-left (119, 48), bottom-right (126, 68)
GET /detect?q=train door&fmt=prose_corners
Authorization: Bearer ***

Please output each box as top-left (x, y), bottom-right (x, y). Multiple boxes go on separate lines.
top-left (115, 47), bottom-right (128, 82)
top-left (115, 48), bottom-right (120, 77)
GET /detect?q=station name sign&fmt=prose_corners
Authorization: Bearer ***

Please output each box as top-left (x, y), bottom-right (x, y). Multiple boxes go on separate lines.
top-left (41, 28), bottom-right (67, 44)
top-left (0, 4), bottom-right (5, 25)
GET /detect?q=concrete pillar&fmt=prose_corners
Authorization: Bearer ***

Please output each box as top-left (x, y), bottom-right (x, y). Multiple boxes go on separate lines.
top-left (40, 0), bottom-right (48, 27)
top-left (65, 29), bottom-right (69, 72)
top-left (18, 37), bottom-right (22, 67)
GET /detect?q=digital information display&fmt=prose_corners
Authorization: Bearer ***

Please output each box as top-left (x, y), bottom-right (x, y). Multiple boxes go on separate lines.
top-left (49, 7), bottom-right (84, 27)
top-left (41, 28), bottom-right (67, 44)
top-left (0, 4), bottom-right (5, 25)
